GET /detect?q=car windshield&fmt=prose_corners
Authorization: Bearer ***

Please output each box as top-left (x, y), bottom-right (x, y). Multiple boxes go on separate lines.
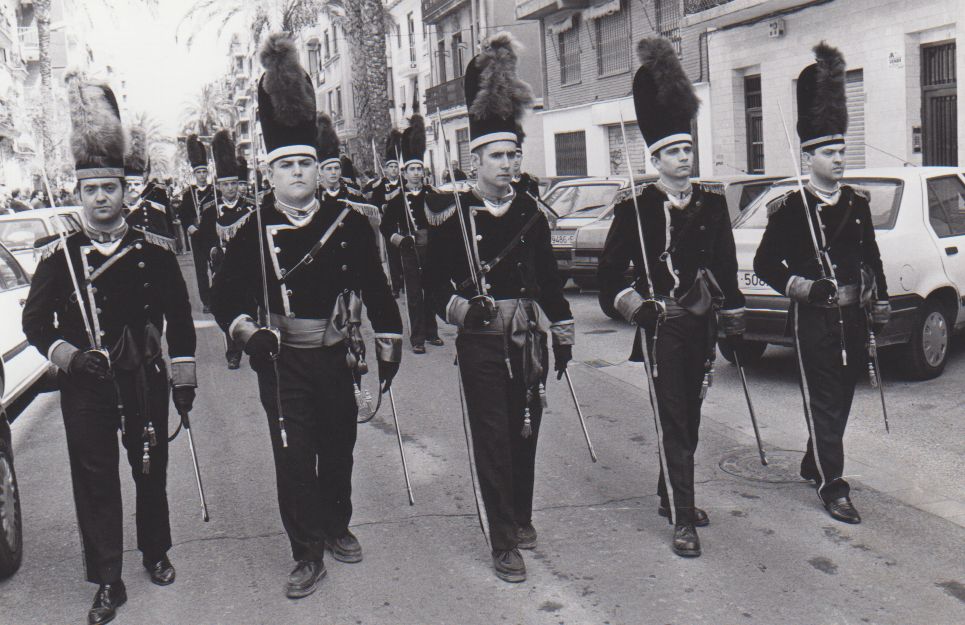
top-left (0, 218), bottom-right (49, 251)
top-left (545, 183), bottom-right (621, 219)
top-left (733, 179), bottom-right (904, 230)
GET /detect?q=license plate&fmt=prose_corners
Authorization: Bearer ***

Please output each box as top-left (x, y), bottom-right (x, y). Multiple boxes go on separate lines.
top-left (738, 270), bottom-right (772, 292)
top-left (552, 232), bottom-right (575, 247)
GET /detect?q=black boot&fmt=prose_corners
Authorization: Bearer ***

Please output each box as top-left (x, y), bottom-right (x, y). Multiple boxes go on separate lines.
top-left (285, 560), bottom-right (326, 599)
top-left (492, 548), bottom-right (526, 583)
top-left (88, 580), bottom-right (127, 625)
top-left (325, 530), bottom-right (362, 563)
top-left (143, 555), bottom-right (176, 586)
top-left (672, 524), bottom-right (701, 558)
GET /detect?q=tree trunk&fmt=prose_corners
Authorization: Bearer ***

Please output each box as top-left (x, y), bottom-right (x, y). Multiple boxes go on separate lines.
top-left (35, 0), bottom-right (54, 176)
top-left (343, 0), bottom-right (391, 174)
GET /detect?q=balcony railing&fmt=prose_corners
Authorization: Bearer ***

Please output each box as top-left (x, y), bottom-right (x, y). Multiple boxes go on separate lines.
top-left (422, 0), bottom-right (467, 23)
top-left (684, 0), bottom-right (735, 14)
top-left (425, 76), bottom-right (465, 114)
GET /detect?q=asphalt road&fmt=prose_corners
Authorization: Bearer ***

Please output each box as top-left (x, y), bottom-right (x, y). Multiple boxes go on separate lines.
top-left (1, 259), bottom-right (963, 625)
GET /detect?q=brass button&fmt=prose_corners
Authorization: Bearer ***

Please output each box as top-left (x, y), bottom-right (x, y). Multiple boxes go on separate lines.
top-left (699, 225), bottom-right (706, 231)
top-left (287, 312), bottom-right (296, 318)
top-left (475, 234), bottom-right (482, 241)
top-left (135, 243), bottom-right (143, 250)
top-left (96, 308), bottom-right (102, 314)
top-left (144, 304), bottom-right (150, 311)
top-left (286, 289), bottom-right (293, 296)
top-left (143, 282), bottom-right (150, 288)
top-left (341, 241), bottom-right (348, 248)
top-left (273, 247), bottom-right (281, 253)
top-left (341, 264), bottom-right (348, 271)
top-left (138, 261), bottom-right (146, 268)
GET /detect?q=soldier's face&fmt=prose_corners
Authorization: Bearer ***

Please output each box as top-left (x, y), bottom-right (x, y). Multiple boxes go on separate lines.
top-left (472, 140), bottom-right (516, 189)
top-left (386, 162), bottom-right (399, 179)
top-left (320, 162), bottom-right (342, 189)
top-left (805, 144), bottom-right (846, 184)
top-left (194, 170), bottom-right (208, 186)
top-left (268, 156), bottom-right (318, 205)
top-left (125, 178), bottom-right (144, 203)
top-left (79, 178), bottom-right (125, 226)
top-left (513, 149), bottom-right (523, 176)
top-left (404, 163), bottom-right (424, 187)
top-left (652, 143), bottom-right (693, 181)
top-left (219, 180), bottom-right (240, 202)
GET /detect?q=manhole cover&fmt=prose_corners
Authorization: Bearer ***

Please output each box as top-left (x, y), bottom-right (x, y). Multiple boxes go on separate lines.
top-left (719, 449), bottom-right (806, 483)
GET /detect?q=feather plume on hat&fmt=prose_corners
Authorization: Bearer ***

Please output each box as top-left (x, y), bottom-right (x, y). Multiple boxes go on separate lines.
top-left (384, 129), bottom-right (403, 163)
top-left (125, 125), bottom-right (148, 178)
top-left (260, 34), bottom-right (315, 127)
top-left (316, 112), bottom-right (340, 166)
top-left (66, 71), bottom-right (125, 178)
top-left (468, 31), bottom-right (533, 122)
top-left (401, 114), bottom-right (426, 167)
top-left (632, 37), bottom-right (699, 154)
top-left (186, 134), bottom-right (208, 171)
top-left (211, 129), bottom-right (240, 181)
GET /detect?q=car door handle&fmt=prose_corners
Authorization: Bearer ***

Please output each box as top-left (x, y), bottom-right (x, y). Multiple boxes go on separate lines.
top-left (946, 246), bottom-right (959, 256)
top-left (19, 298), bottom-right (27, 307)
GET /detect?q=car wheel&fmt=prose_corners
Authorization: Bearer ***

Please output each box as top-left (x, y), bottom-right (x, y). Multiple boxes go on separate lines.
top-left (902, 298), bottom-right (951, 380)
top-left (717, 339), bottom-right (767, 365)
top-left (598, 291), bottom-right (621, 320)
top-left (0, 436), bottom-right (23, 580)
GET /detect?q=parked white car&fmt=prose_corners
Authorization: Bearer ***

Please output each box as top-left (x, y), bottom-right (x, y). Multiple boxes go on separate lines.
top-left (730, 167), bottom-right (965, 379)
top-left (0, 207), bottom-right (83, 276)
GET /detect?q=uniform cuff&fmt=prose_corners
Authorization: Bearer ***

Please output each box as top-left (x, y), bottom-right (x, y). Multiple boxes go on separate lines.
top-left (718, 307), bottom-right (746, 336)
top-left (446, 295), bottom-right (470, 327)
top-left (229, 314), bottom-right (260, 344)
top-left (550, 319), bottom-right (575, 346)
top-left (871, 300), bottom-right (891, 325)
top-left (786, 276), bottom-right (813, 304)
top-left (170, 357), bottom-right (198, 387)
top-left (375, 333), bottom-right (403, 363)
top-left (48, 339), bottom-right (79, 372)
top-left (390, 233), bottom-right (404, 247)
top-left (615, 288), bottom-right (645, 324)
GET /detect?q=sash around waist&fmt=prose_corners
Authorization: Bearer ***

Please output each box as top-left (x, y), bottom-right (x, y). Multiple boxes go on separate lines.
top-left (460, 298), bottom-right (545, 336)
top-left (269, 313), bottom-right (330, 348)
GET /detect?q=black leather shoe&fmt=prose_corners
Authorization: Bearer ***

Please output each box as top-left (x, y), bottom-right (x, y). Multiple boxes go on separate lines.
top-left (672, 524), bottom-right (701, 558)
top-left (428, 337), bottom-right (445, 346)
top-left (285, 560), bottom-right (326, 599)
top-left (517, 524), bottom-right (537, 550)
top-left (227, 353), bottom-right (241, 370)
top-left (412, 345), bottom-right (426, 354)
top-left (825, 497), bottom-right (861, 524)
top-left (492, 548), bottom-right (526, 583)
top-left (88, 581), bottom-right (127, 625)
top-left (326, 531), bottom-right (362, 563)
top-left (658, 505), bottom-right (709, 527)
top-left (144, 555), bottom-right (175, 586)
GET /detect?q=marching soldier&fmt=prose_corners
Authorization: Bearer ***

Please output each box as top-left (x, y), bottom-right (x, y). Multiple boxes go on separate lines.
top-left (597, 38), bottom-right (745, 558)
top-left (380, 113), bottom-right (444, 354)
top-left (510, 125), bottom-right (541, 199)
top-left (124, 127), bottom-right (177, 250)
top-left (22, 74), bottom-right (197, 625)
top-left (211, 35), bottom-right (402, 599)
top-left (339, 155), bottom-right (362, 193)
top-left (367, 130), bottom-right (405, 296)
top-left (753, 43), bottom-right (889, 525)
top-left (198, 129), bottom-right (254, 369)
top-left (178, 134), bottom-right (215, 312)
top-left (424, 32), bottom-right (574, 583)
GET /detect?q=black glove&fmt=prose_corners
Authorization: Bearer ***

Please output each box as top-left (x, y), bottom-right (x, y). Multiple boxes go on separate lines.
top-left (379, 360), bottom-right (400, 392)
top-left (464, 297), bottom-right (496, 330)
top-left (69, 350), bottom-right (110, 381)
top-left (244, 328), bottom-right (280, 358)
top-left (399, 235), bottom-right (415, 250)
top-left (632, 299), bottom-right (664, 332)
top-left (807, 278), bottom-right (838, 305)
top-left (553, 344), bottom-right (572, 380)
top-left (172, 386), bottom-right (196, 413)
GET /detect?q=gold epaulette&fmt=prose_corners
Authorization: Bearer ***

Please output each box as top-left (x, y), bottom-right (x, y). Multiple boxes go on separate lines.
top-left (343, 198), bottom-right (381, 224)
top-left (36, 236), bottom-right (64, 261)
top-left (699, 182), bottom-right (725, 195)
top-left (217, 211), bottom-right (252, 243)
top-left (138, 228), bottom-right (178, 253)
top-left (850, 186), bottom-right (871, 202)
top-left (385, 187), bottom-right (401, 202)
top-left (767, 189), bottom-right (796, 217)
top-left (426, 203), bottom-right (457, 226)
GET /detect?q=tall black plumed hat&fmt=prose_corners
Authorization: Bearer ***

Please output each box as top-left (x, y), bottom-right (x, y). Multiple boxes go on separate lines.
top-left (633, 37), bottom-right (699, 155)
top-left (464, 31), bottom-right (533, 151)
top-left (125, 125), bottom-right (148, 180)
top-left (315, 112), bottom-right (340, 167)
top-left (797, 42), bottom-right (848, 151)
top-left (186, 134), bottom-right (208, 172)
top-left (257, 34), bottom-right (317, 163)
top-left (236, 153), bottom-right (249, 183)
top-left (211, 129), bottom-right (240, 182)
top-left (340, 154), bottom-right (356, 180)
top-left (384, 129), bottom-right (403, 165)
top-left (66, 72), bottom-right (126, 180)
top-left (514, 120), bottom-right (525, 151)
top-left (400, 114), bottom-right (425, 167)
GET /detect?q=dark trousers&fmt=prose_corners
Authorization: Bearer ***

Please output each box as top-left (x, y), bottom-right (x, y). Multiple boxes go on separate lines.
top-left (400, 244), bottom-right (438, 347)
top-left (645, 312), bottom-right (711, 524)
top-left (223, 331), bottom-right (243, 363)
top-left (793, 303), bottom-right (866, 503)
top-left (190, 232), bottom-right (210, 306)
top-left (254, 344), bottom-right (358, 562)
top-left (456, 333), bottom-right (546, 551)
top-left (385, 239), bottom-right (404, 293)
top-left (59, 365), bottom-right (171, 584)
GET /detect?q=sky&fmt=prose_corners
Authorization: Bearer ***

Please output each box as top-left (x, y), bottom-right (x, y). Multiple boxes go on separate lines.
top-left (83, 0), bottom-right (243, 136)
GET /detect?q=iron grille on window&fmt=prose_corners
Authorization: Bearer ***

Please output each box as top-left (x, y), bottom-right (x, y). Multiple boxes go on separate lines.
top-left (559, 24), bottom-right (581, 85)
top-left (656, 0), bottom-right (682, 54)
top-left (452, 33), bottom-right (464, 78)
top-left (684, 0), bottom-right (735, 14)
top-left (744, 75), bottom-right (764, 174)
top-left (456, 127), bottom-right (470, 170)
top-left (595, 4), bottom-right (629, 76)
top-left (555, 131), bottom-right (588, 176)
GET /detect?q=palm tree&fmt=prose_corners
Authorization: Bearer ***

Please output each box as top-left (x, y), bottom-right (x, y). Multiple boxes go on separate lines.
top-left (178, 0), bottom-right (392, 174)
top-left (180, 82), bottom-right (237, 137)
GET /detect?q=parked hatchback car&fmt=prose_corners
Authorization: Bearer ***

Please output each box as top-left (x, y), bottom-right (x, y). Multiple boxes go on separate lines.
top-left (730, 167), bottom-right (965, 379)
top-left (0, 363), bottom-right (23, 579)
top-left (0, 207), bottom-right (83, 275)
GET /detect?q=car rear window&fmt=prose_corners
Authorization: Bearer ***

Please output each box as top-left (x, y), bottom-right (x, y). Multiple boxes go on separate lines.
top-left (545, 183), bottom-right (621, 219)
top-left (733, 179), bottom-right (903, 230)
top-left (0, 218), bottom-right (49, 252)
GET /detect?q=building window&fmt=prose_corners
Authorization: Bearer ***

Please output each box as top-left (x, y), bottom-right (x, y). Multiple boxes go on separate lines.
top-left (606, 123), bottom-right (645, 176)
top-left (323, 30), bottom-right (331, 60)
top-left (744, 75), bottom-right (764, 174)
top-left (927, 175), bottom-right (965, 237)
top-left (595, 4), bottom-right (629, 77)
top-left (332, 25), bottom-right (338, 56)
top-left (555, 131), bottom-right (588, 176)
top-left (396, 23), bottom-right (402, 49)
top-left (844, 69), bottom-right (866, 169)
top-left (559, 21), bottom-right (581, 85)
top-left (335, 87), bottom-right (343, 119)
top-left (327, 91), bottom-right (334, 116)
top-left (456, 127), bottom-right (470, 170)
top-left (407, 12), bottom-right (416, 64)
top-left (921, 41), bottom-right (957, 167)
top-left (307, 44), bottom-right (320, 83)
top-left (437, 40), bottom-right (447, 83)
top-left (656, 0), bottom-right (682, 54)
top-left (452, 33), bottom-right (464, 78)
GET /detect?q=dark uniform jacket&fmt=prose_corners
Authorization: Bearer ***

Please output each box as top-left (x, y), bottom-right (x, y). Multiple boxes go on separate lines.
top-left (598, 183), bottom-right (745, 314)
top-left (511, 173), bottom-right (540, 199)
top-left (178, 185), bottom-right (214, 231)
top-left (753, 185), bottom-right (887, 300)
top-left (424, 190), bottom-right (572, 325)
top-left (379, 186), bottom-right (444, 242)
top-left (125, 183), bottom-right (176, 249)
top-left (23, 228), bottom-right (196, 366)
top-left (198, 195), bottom-right (254, 260)
top-left (211, 188), bottom-right (401, 336)
top-left (367, 178), bottom-right (401, 215)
